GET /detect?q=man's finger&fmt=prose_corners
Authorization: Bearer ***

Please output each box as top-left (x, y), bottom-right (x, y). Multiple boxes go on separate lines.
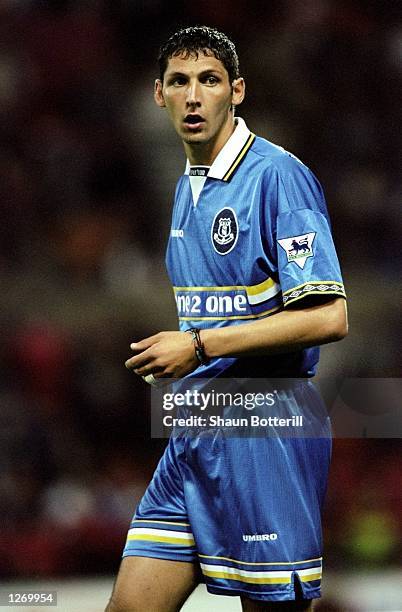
top-left (142, 373), bottom-right (167, 387)
top-left (125, 348), bottom-right (154, 370)
top-left (130, 334), bottom-right (160, 352)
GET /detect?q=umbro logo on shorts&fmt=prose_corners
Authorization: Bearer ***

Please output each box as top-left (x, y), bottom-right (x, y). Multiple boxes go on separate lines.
top-left (171, 229), bottom-right (184, 238)
top-left (242, 533), bottom-right (278, 542)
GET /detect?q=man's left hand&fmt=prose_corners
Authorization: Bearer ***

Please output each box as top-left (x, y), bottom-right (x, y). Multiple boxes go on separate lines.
top-left (125, 331), bottom-right (199, 381)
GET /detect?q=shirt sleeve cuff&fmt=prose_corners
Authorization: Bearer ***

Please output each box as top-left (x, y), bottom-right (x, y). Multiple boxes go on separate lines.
top-left (282, 281), bottom-right (346, 307)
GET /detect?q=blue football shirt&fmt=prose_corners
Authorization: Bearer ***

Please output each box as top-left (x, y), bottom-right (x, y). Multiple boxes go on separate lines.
top-left (123, 122), bottom-right (336, 603)
top-left (166, 118), bottom-right (346, 378)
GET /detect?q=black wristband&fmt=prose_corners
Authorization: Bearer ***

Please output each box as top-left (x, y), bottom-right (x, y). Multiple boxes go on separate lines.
top-left (187, 327), bottom-right (210, 366)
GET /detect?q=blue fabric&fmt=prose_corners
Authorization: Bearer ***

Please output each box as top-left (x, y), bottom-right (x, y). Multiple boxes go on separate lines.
top-left (124, 381), bottom-right (331, 601)
top-left (166, 135), bottom-right (345, 378)
top-left (124, 130), bottom-right (343, 601)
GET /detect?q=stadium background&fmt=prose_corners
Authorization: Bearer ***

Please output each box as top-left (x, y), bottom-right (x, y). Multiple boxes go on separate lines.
top-left (0, 1), bottom-right (400, 610)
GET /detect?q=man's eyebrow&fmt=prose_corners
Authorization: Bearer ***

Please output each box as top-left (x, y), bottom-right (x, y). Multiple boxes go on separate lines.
top-left (164, 71), bottom-right (188, 81)
top-left (198, 68), bottom-right (224, 76)
top-left (165, 68), bottom-right (224, 79)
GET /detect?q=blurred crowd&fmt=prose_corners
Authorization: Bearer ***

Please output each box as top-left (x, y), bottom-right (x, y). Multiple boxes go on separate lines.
top-left (0, 0), bottom-right (400, 582)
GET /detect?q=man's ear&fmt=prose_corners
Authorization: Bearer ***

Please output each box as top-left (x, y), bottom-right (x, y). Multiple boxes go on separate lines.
top-left (154, 79), bottom-right (166, 108)
top-left (231, 77), bottom-right (245, 108)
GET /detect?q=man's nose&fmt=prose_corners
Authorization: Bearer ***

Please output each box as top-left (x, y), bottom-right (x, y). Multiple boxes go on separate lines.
top-left (185, 80), bottom-right (201, 106)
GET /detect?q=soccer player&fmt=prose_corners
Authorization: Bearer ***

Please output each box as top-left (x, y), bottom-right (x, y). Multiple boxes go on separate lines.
top-left (106, 26), bottom-right (347, 612)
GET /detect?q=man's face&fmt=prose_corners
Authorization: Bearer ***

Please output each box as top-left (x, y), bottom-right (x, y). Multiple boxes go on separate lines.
top-left (154, 51), bottom-right (244, 148)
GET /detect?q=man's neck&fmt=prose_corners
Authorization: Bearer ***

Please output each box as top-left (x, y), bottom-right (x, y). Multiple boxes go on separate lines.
top-left (184, 116), bottom-right (237, 166)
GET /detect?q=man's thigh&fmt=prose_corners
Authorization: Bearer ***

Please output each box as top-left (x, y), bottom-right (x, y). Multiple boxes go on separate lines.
top-left (105, 556), bottom-right (200, 612)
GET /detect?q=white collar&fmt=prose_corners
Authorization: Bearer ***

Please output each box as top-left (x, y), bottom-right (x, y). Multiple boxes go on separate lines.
top-left (184, 117), bottom-right (255, 182)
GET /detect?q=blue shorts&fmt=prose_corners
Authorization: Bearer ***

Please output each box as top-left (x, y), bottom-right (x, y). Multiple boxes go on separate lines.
top-left (123, 381), bottom-right (331, 602)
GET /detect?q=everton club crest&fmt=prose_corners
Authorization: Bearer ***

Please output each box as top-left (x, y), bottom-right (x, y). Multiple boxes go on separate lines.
top-left (211, 207), bottom-right (239, 255)
top-left (278, 232), bottom-right (316, 269)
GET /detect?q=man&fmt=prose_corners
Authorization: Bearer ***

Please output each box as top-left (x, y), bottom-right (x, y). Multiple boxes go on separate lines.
top-left (107, 26), bottom-right (347, 612)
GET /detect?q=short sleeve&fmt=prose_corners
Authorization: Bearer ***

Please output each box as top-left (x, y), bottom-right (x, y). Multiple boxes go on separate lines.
top-left (269, 156), bottom-right (346, 308)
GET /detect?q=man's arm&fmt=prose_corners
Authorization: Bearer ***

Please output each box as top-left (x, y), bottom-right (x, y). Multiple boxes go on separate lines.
top-left (125, 297), bottom-right (347, 380)
top-left (202, 296), bottom-right (347, 357)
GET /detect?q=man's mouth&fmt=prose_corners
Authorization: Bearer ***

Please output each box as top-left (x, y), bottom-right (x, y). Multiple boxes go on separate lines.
top-left (183, 114), bottom-right (205, 129)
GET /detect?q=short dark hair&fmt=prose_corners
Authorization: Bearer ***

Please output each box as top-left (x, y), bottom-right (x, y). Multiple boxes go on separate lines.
top-left (158, 26), bottom-right (240, 83)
